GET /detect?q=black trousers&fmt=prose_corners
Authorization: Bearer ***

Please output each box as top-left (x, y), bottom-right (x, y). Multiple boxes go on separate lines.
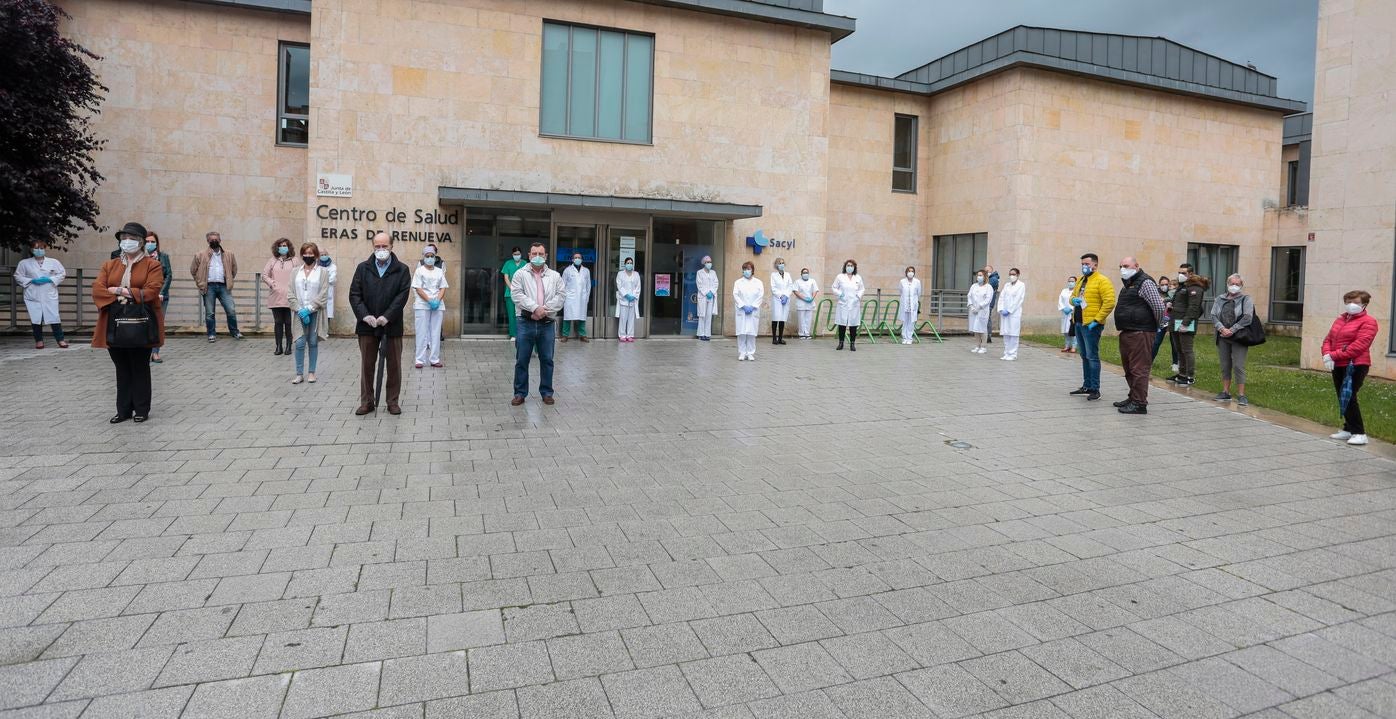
top-left (109, 348), bottom-right (153, 418)
top-left (1333, 365), bottom-right (1369, 435)
top-left (272, 307), bottom-right (293, 350)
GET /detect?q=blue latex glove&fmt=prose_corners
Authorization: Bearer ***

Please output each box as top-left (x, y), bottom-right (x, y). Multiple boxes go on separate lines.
top-left (1061, 308), bottom-right (1071, 316)
top-left (299, 309), bottom-right (312, 325)
top-left (780, 296), bottom-right (788, 305)
top-left (743, 306), bottom-right (754, 315)
top-left (1070, 296), bottom-right (1083, 307)
top-left (428, 299), bottom-right (441, 311)
top-left (1000, 309), bottom-right (1010, 317)
top-left (706, 291), bottom-right (714, 300)
top-left (804, 296), bottom-right (814, 303)
top-left (30, 276), bottom-right (51, 285)
top-left (1086, 321), bottom-right (1100, 331)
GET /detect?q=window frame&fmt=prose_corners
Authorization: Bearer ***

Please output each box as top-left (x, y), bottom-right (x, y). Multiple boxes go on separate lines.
top-left (931, 232), bottom-right (988, 295)
top-left (892, 114), bottom-right (918, 193)
top-left (1286, 160), bottom-right (1299, 206)
top-left (538, 20), bottom-right (655, 146)
top-left (1268, 245), bottom-right (1305, 325)
top-left (276, 41), bottom-right (310, 148)
top-left (1186, 242), bottom-right (1240, 319)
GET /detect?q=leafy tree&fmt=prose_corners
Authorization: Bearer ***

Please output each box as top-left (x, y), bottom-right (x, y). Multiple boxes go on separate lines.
top-left (0, 0), bottom-right (107, 253)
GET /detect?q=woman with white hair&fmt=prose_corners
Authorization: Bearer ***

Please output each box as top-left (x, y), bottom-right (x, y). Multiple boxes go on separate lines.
top-left (1212, 273), bottom-right (1253, 406)
top-left (412, 244), bottom-right (449, 368)
top-left (694, 255), bottom-right (718, 341)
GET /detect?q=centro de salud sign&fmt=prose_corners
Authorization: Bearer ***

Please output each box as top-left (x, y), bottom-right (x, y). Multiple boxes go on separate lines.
top-left (316, 204), bottom-right (459, 243)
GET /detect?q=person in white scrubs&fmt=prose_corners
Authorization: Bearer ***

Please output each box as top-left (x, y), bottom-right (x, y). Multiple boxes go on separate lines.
top-left (898, 265), bottom-right (921, 344)
top-left (318, 251), bottom-right (338, 337)
top-left (1058, 275), bottom-right (1077, 352)
top-left (14, 239), bottom-right (67, 349)
top-left (967, 271), bottom-right (994, 353)
top-left (768, 257), bottom-right (794, 345)
top-left (560, 252), bottom-right (591, 342)
top-left (411, 245), bottom-right (449, 368)
top-left (831, 259), bottom-right (865, 351)
top-left (732, 260), bottom-right (764, 360)
top-left (997, 268), bottom-right (1026, 360)
top-left (695, 255), bottom-right (718, 341)
top-left (615, 258), bottom-right (642, 342)
top-left (793, 268), bottom-right (819, 339)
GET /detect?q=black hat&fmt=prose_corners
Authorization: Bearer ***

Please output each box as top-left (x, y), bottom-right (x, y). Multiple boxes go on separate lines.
top-left (114, 222), bottom-right (148, 240)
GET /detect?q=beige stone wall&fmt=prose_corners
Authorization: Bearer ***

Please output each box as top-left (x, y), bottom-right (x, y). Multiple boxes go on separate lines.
top-left (59, 0), bottom-right (310, 316)
top-left (306, 0), bottom-right (833, 335)
top-left (1303, 0), bottom-right (1395, 377)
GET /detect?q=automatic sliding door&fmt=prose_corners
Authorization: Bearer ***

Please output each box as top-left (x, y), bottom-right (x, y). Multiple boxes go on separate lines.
top-left (556, 225), bottom-right (599, 332)
top-left (604, 227), bottom-right (648, 338)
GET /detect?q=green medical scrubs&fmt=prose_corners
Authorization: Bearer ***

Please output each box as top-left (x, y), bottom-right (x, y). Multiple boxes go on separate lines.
top-left (501, 256), bottom-right (527, 338)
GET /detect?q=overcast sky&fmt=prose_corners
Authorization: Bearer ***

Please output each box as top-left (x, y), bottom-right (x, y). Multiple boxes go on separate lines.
top-left (825, 0), bottom-right (1318, 108)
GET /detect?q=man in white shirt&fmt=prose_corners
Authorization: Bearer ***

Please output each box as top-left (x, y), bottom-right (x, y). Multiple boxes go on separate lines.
top-left (190, 231), bottom-right (244, 342)
top-left (509, 242), bottom-right (565, 406)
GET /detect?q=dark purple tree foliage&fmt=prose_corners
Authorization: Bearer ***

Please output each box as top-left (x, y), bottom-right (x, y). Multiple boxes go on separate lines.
top-left (0, 0), bottom-right (107, 252)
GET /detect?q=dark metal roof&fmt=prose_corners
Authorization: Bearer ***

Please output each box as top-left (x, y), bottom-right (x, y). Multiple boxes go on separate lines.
top-left (183, 0), bottom-right (310, 14)
top-left (438, 187), bottom-right (763, 220)
top-left (835, 26), bottom-right (1305, 113)
top-left (1283, 112), bottom-right (1313, 144)
top-left (636, 0), bottom-right (854, 41)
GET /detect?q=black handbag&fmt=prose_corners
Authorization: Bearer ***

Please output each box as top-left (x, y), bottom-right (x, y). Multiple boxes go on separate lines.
top-left (107, 293), bottom-right (159, 348)
top-left (1229, 296), bottom-right (1267, 347)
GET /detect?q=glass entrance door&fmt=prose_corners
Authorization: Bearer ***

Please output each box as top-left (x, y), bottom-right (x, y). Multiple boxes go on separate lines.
top-left (602, 227), bottom-right (648, 338)
top-left (555, 225), bottom-right (599, 332)
top-left (459, 208), bottom-right (551, 335)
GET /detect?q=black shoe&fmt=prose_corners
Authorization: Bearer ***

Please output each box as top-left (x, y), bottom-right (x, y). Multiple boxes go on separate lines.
top-left (836, 341), bottom-right (844, 350)
top-left (1113, 399), bottom-right (1131, 407)
top-left (1118, 402), bottom-right (1147, 414)
top-left (133, 415), bottom-right (148, 423)
top-left (1086, 391), bottom-right (1101, 401)
top-left (109, 415), bottom-right (131, 424)
top-left (233, 333), bottom-right (245, 340)
top-left (1165, 375), bottom-right (1181, 384)
top-left (1069, 387), bottom-right (1091, 395)
top-left (1176, 377), bottom-right (1194, 387)
top-left (849, 343), bottom-right (857, 352)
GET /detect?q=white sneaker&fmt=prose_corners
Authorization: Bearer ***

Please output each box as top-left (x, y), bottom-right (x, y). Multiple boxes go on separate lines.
top-left (1003, 355), bottom-right (1016, 361)
top-left (978, 347), bottom-right (988, 354)
top-left (970, 346), bottom-right (979, 353)
top-left (1347, 435), bottom-right (1369, 446)
top-left (1330, 431), bottom-right (1352, 440)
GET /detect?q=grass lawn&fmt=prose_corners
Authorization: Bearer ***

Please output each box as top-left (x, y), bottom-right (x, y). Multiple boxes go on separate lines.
top-left (1023, 333), bottom-right (1396, 444)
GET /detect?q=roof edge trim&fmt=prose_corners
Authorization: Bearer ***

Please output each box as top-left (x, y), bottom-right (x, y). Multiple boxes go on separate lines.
top-left (181, 0), bottom-right (311, 15)
top-left (438, 187), bottom-right (764, 220)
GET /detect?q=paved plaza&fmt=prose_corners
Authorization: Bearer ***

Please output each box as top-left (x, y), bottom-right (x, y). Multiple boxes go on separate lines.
top-left (2, 333), bottom-right (1395, 719)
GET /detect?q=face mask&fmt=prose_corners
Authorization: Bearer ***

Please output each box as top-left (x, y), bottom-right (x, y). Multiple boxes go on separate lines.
top-left (303, 256), bottom-right (316, 265)
top-left (1227, 284), bottom-right (1242, 294)
top-left (845, 266), bottom-right (855, 274)
top-left (1066, 281), bottom-right (1075, 288)
top-left (704, 262), bottom-right (713, 270)
top-left (530, 256), bottom-right (545, 266)
top-left (906, 271), bottom-right (915, 279)
top-left (209, 241), bottom-right (221, 250)
top-left (742, 269), bottom-right (752, 278)
top-left (1177, 272), bottom-right (1188, 282)
top-left (374, 249), bottom-right (390, 261)
top-left (512, 253), bottom-right (521, 261)
top-left (777, 263), bottom-right (785, 271)
top-left (32, 248), bottom-right (45, 258)
top-left (278, 245), bottom-right (289, 256)
top-left (1009, 275), bottom-right (1018, 283)
top-left (1121, 268), bottom-right (1137, 280)
top-left (120, 238), bottom-right (141, 254)
top-left (976, 276), bottom-right (984, 284)
top-left (1346, 303), bottom-right (1364, 314)
top-left (572, 258), bottom-right (582, 266)
top-left (424, 257), bottom-right (436, 267)
top-left (624, 263), bottom-right (633, 271)
top-left (319, 256), bottom-right (331, 266)
top-left (801, 272), bottom-right (809, 280)
top-left (145, 242), bottom-right (158, 254)
top-left (1081, 265), bottom-right (1093, 275)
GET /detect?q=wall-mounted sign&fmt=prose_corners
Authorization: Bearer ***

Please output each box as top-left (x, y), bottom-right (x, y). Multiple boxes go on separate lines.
top-left (316, 173), bottom-right (352, 198)
top-left (619, 236), bottom-right (636, 265)
top-left (746, 229), bottom-right (795, 255)
top-left (654, 274), bottom-right (671, 297)
top-left (314, 204), bottom-right (458, 242)
top-left (1307, 232), bottom-right (1315, 242)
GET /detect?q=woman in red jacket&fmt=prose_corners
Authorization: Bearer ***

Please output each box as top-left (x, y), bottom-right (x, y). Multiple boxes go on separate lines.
top-left (1321, 290), bottom-right (1380, 446)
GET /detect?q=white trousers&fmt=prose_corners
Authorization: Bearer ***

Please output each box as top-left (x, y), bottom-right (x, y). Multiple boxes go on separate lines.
top-left (797, 310), bottom-right (813, 337)
top-left (618, 306), bottom-right (637, 338)
top-left (737, 334), bottom-right (756, 357)
top-left (901, 311), bottom-right (917, 341)
top-left (414, 308), bottom-right (443, 364)
top-left (697, 312), bottom-right (713, 338)
top-left (1002, 335), bottom-right (1020, 358)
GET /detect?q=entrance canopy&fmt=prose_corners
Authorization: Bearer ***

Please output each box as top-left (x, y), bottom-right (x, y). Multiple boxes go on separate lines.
top-left (438, 187), bottom-right (762, 221)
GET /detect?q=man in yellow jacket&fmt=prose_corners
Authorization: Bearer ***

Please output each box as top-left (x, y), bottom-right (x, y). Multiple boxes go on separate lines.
top-left (1068, 252), bottom-right (1116, 401)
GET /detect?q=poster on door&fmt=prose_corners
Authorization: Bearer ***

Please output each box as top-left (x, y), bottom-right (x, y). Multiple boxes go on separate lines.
top-left (654, 274), bottom-right (671, 297)
top-left (619, 236), bottom-right (636, 266)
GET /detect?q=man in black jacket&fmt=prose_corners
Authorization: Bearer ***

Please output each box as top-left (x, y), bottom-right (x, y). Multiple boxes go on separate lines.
top-left (350, 233), bottom-right (412, 415)
top-left (1114, 257), bottom-right (1167, 415)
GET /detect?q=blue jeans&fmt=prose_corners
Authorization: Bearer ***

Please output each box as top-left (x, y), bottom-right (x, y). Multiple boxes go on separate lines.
top-left (513, 317), bottom-right (555, 398)
top-left (295, 312), bottom-right (319, 374)
top-left (203, 283), bottom-right (240, 336)
top-left (1078, 322), bottom-right (1104, 390)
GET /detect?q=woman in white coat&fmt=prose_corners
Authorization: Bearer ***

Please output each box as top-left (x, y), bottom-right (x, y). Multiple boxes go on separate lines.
top-left (793, 268), bottom-right (819, 339)
top-left (14, 240), bottom-right (67, 349)
top-left (1057, 274), bottom-right (1077, 353)
top-left (768, 257), bottom-right (794, 345)
top-left (317, 252), bottom-right (337, 337)
top-left (615, 258), bottom-right (642, 342)
top-left (898, 266), bottom-right (922, 344)
top-left (997, 268), bottom-right (1026, 360)
top-left (732, 261), bottom-right (764, 361)
top-left (694, 255), bottom-right (718, 341)
top-left (561, 252), bottom-right (591, 342)
top-left (412, 245), bottom-right (449, 368)
top-left (967, 270), bottom-right (994, 353)
top-left (831, 259), bottom-right (865, 351)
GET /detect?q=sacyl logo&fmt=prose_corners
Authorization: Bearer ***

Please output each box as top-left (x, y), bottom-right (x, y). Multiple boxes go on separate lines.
top-left (746, 230), bottom-right (794, 255)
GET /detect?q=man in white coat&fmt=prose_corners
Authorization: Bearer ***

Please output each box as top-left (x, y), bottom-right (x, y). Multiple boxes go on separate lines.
top-left (998, 268), bottom-right (1027, 360)
top-left (694, 255), bottom-right (718, 341)
top-left (768, 257), bottom-right (794, 345)
top-left (560, 252), bottom-right (591, 342)
top-left (614, 258), bottom-right (642, 341)
top-left (14, 240), bottom-right (68, 349)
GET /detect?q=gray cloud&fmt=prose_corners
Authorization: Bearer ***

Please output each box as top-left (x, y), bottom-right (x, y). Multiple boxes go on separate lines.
top-left (826, 0), bottom-right (1316, 108)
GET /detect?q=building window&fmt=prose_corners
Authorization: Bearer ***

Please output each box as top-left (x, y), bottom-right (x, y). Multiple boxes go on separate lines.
top-left (277, 42), bottom-right (309, 146)
top-left (540, 21), bottom-right (653, 144)
top-left (932, 233), bottom-right (988, 295)
top-left (1286, 160), bottom-right (1299, 206)
top-left (1186, 242), bottom-right (1239, 315)
top-left (1269, 246), bottom-right (1304, 324)
top-left (893, 114), bottom-right (918, 192)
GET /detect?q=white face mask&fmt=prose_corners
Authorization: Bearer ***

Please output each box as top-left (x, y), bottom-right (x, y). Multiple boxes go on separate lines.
top-left (1177, 272), bottom-right (1188, 282)
top-left (120, 238), bottom-right (141, 254)
top-left (976, 275), bottom-right (984, 284)
top-left (1009, 275), bottom-right (1018, 283)
top-left (1346, 303), bottom-right (1364, 314)
top-left (845, 266), bottom-right (855, 274)
top-left (1120, 268), bottom-right (1137, 280)
top-left (906, 271), bottom-right (915, 278)
top-left (1227, 284), bottom-right (1242, 294)
top-left (374, 249), bottom-right (390, 261)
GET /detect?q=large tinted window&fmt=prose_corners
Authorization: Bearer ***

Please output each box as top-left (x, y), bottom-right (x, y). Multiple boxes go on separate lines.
top-left (1269, 246), bottom-right (1304, 324)
top-left (932, 233), bottom-right (988, 292)
top-left (278, 42), bottom-right (309, 146)
top-left (540, 22), bottom-right (653, 143)
top-left (893, 114), bottom-right (917, 192)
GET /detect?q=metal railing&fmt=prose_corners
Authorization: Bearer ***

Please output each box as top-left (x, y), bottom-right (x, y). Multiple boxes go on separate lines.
top-left (810, 287), bottom-right (971, 337)
top-left (4, 268), bottom-right (270, 334)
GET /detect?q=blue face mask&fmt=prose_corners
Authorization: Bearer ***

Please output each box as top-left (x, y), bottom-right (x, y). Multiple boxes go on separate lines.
top-left (32, 248), bottom-right (45, 258)
top-left (624, 263), bottom-right (633, 271)
top-left (319, 256), bottom-right (331, 266)
top-left (530, 256), bottom-right (545, 266)
top-left (777, 263), bottom-right (785, 271)
top-left (704, 262), bottom-right (712, 270)
top-left (845, 266), bottom-right (855, 274)
top-left (278, 246), bottom-right (289, 256)
top-left (573, 258), bottom-right (582, 266)
top-left (801, 272), bottom-right (809, 280)
top-left (424, 257), bottom-right (436, 267)
top-left (1081, 264), bottom-right (1093, 275)
top-left (742, 269), bottom-right (753, 278)
top-left (145, 243), bottom-right (158, 254)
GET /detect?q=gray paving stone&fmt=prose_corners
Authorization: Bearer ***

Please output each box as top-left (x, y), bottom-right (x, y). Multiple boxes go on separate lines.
top-left (282, 662), bottom-right (382, 719)
top-left (137, 606), bottom-right (238, 646)
top-left (469, 640), bottom-right (554, 692)
top-left (79, 685), bottom-right (194, 719)
top-left (503, 603), bottom-right (579, 642)
top-left (823, 677), bottom-right (927, 718)
top-left (427, 610), bottom-right (504, 652)
top-left (517, 677), bottom-right (613, 719)
top-left (897, 663), bottom-right (1008, 718)
top-left (546, 631), bottom-right (633, 680)
top-left (182, 673), bottom-right (290, 719)
top-left (690, 614), bottom-right (779, 656)
top-left (344, 617), bottom-right (426, 663)
top-left (253, 626), bottom-right (347, 674)
top-left (380, 650), bottom-right (470, 705)
top-left (819, 631), bottom-right (918, 679)
top-left (153, 635), bottom-right (262, 687)
top-left (961, 650), bottom-right (1072, 705)
top-left (39, 614), bottom-right (155, 658)
top-left (600, 665), bottom-right (702, 719)
top-left (49, 646), bottom-right (172, 701)
top-left (755, 605), bottom-right (842, 645)
top-left (0, 656), bottom-right (78, 710)
top-left (621, 622), bottom-right (709, 668)
top-left (681, 654), bottom-right (780, 707)
top-left (425, 690), bottom-right (520, 719)
top-left (751, 643), bottom-right (852, 694)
